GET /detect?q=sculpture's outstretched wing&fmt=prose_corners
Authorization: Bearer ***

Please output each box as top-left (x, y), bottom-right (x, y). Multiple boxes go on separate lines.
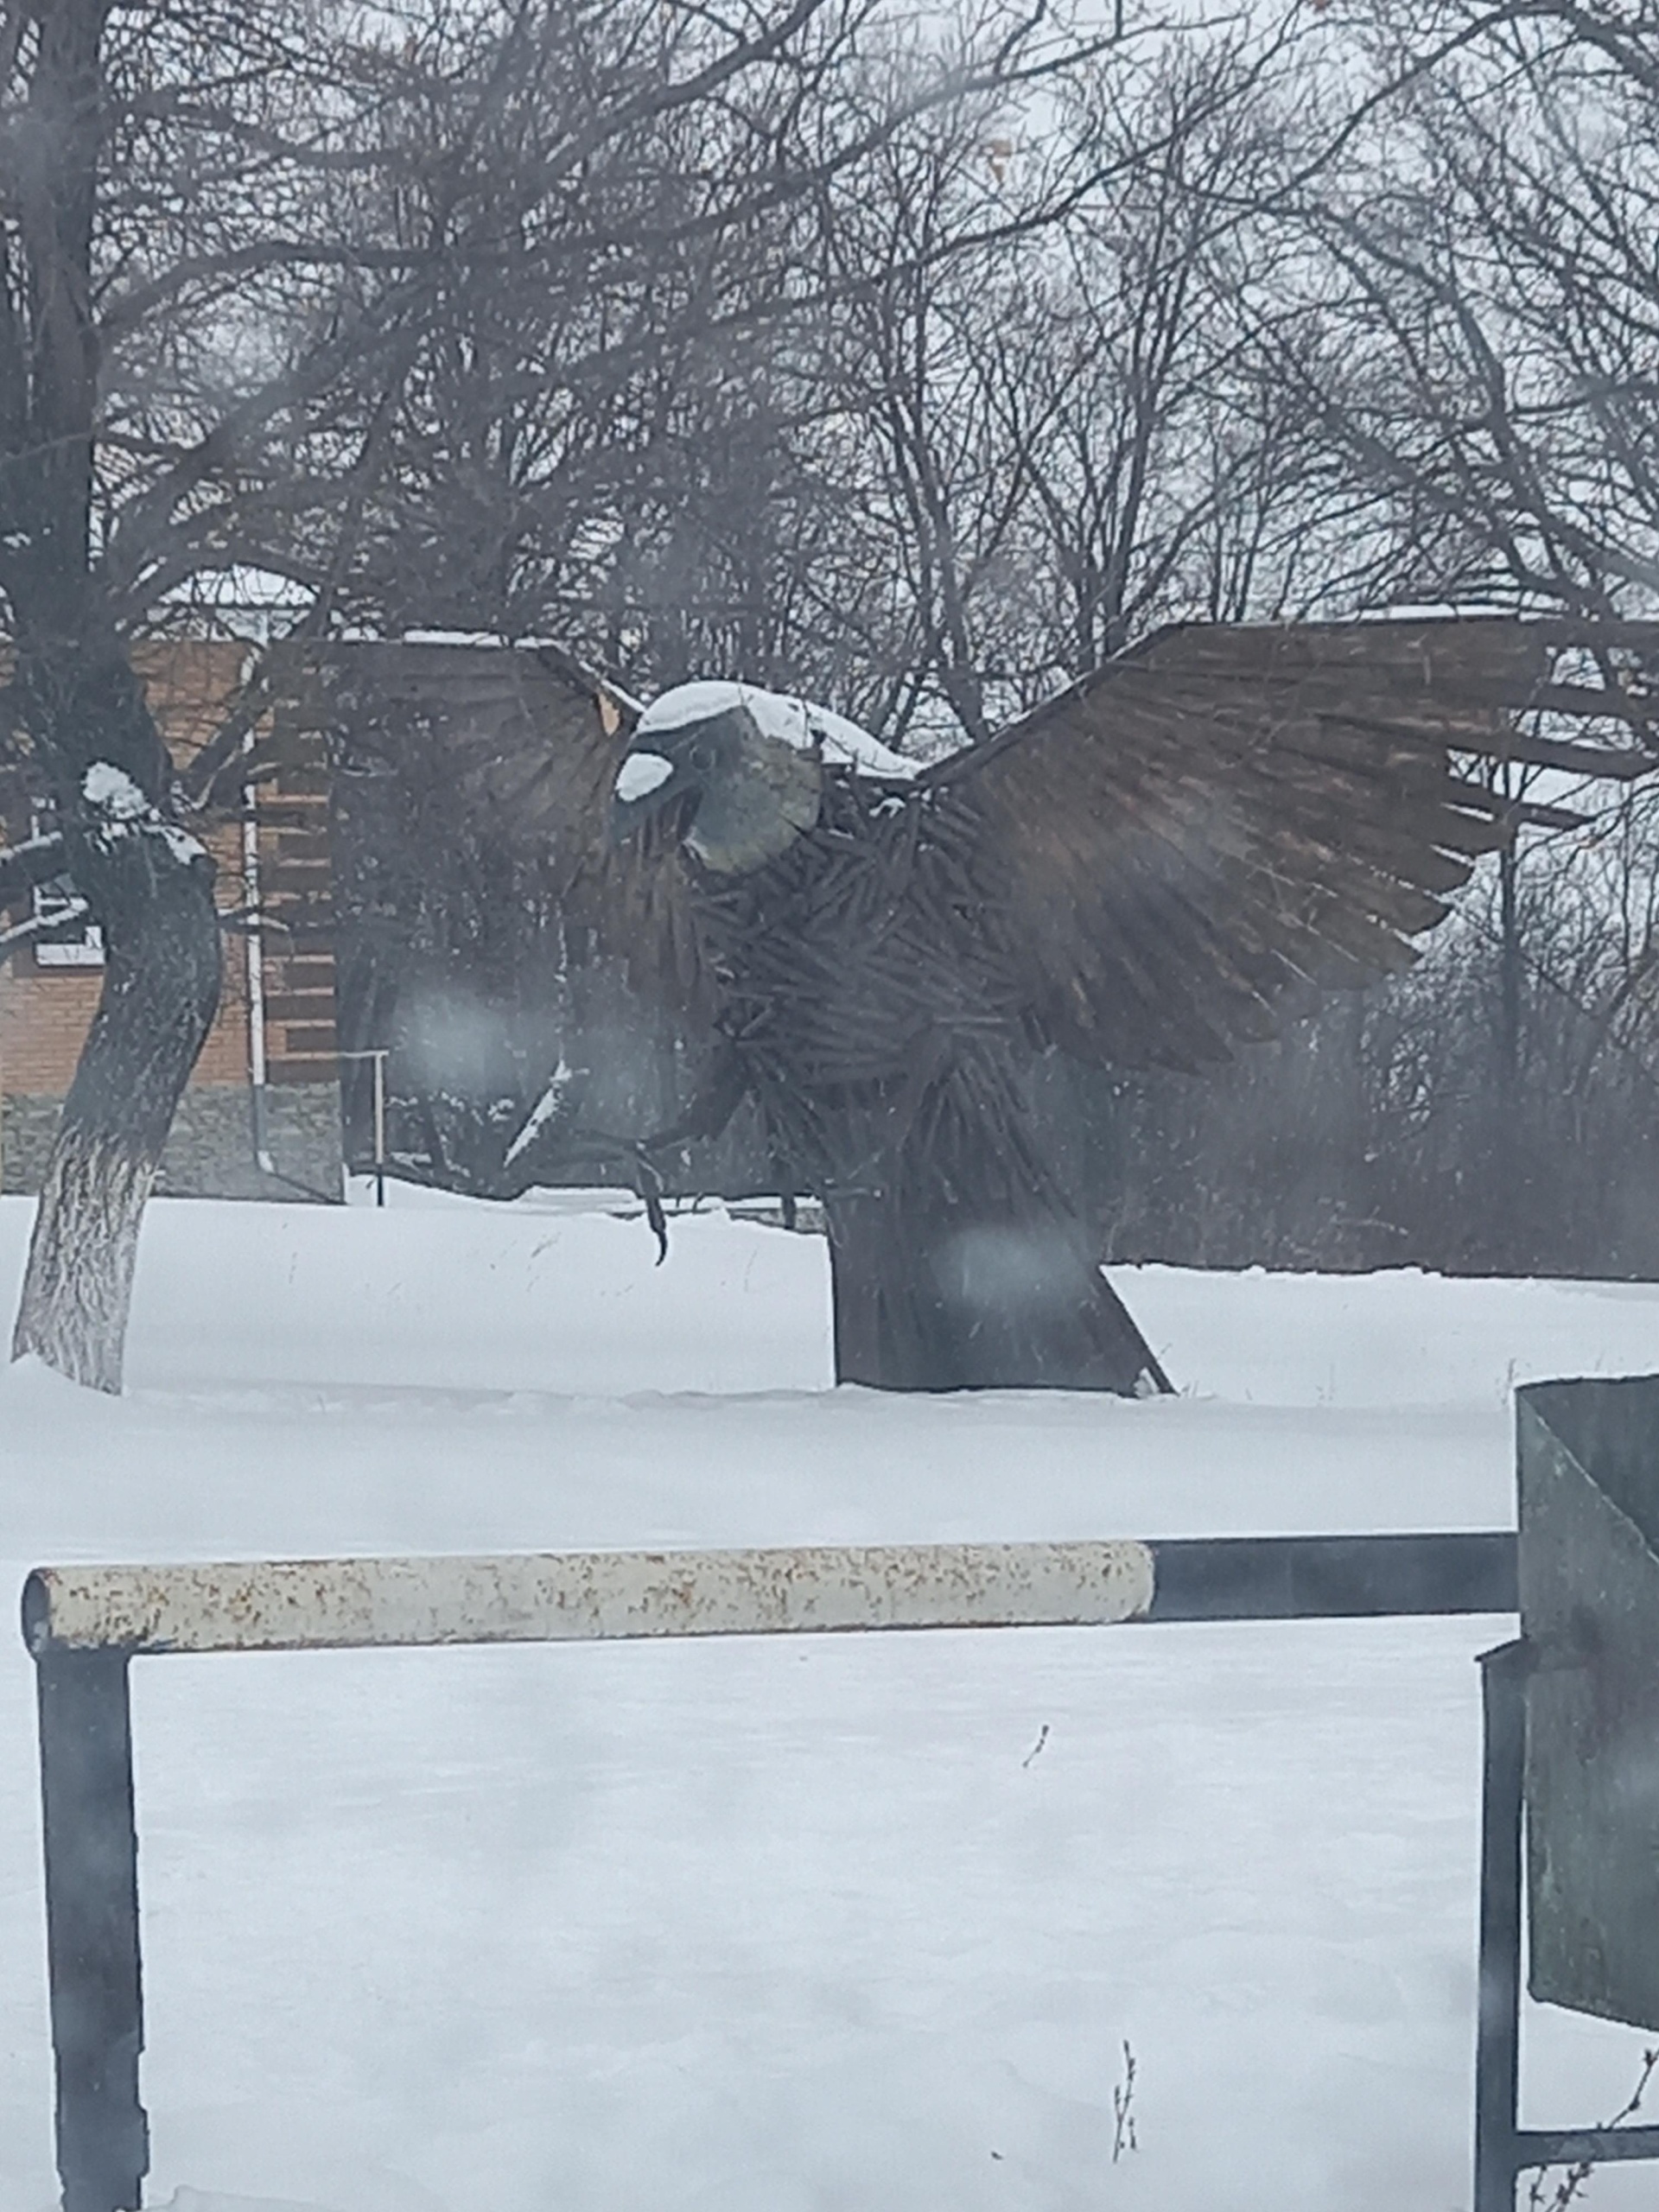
top-left (259, 639), bottom-right (722, 1200)
top-left (271, 638), bottom-right (707, 1012)
top-left (920, 617), bottom-right (1659, 1074)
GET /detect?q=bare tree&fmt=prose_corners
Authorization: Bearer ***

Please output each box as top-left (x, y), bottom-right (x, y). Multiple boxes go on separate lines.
top-left (1, 0), bottom-right (1120, 1390)
top-left (791, 29), bottom-right (1335, 753)
top-left (1252, 0), bottom-right (1659, 619)
top-left (976, 38), bottom-right (1336, 676)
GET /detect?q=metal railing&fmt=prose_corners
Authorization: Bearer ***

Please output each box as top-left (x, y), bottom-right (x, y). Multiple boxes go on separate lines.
top-left (22, 1529), bottom-right (1517, 2212)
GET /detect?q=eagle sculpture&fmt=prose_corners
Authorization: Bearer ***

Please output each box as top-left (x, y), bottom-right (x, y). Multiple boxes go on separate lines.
top-left (296, 619), bottom-right (1656, 1395)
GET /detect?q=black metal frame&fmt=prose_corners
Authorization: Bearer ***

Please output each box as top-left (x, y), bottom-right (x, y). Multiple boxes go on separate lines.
top-left (22, 1529), bottom-right (1520, 2212)
top-left (35, 1651), bottom-right (146, 2212)
top-left (1147, 1529), bottom-right (1516, 1621)
top-left (1473, 1639), bottom-right (1659, 2210)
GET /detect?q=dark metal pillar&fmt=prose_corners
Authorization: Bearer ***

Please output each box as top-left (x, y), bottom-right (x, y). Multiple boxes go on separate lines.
top-left (1470, 1636), bottom-right (1659, 2200)
top-left (1473, 1639), bottom-right (1528, 2212)
top-left (36, 1649), bottom-right (148, 2212)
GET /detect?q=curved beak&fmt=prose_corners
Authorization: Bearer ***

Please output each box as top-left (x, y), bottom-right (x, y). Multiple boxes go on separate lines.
top-left (611, 747), bottom-right (696, 844)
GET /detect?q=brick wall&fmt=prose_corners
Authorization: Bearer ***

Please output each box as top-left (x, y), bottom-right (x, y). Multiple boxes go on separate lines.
top-left (0, 868), bottom-right (251, 1090)
top-left (0, 639), bottom-right (340, 1198)
top-left (0, 640), bottom-right (257, 1092)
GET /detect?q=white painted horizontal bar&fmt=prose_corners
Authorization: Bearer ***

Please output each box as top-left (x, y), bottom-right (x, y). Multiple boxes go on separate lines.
top-left (22, 1541), bottom-right (1156, 1657)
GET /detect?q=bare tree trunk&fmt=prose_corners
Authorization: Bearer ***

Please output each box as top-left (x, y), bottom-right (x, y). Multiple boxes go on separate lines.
top-left (13, 899), bottom-right (222, 1390)
top-left (9, 639), bottom-right (221, 1390)
top-left (2, 3), bottom-right (220, 1389)
top-left (1490, 837), bottom-right (1527, 1270)
top-left (17, 1141), bottom-right (154, 1394)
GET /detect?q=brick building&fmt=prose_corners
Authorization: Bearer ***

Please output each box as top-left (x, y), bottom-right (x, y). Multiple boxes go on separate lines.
top-left (0, 641), bottom-right (343, 1199)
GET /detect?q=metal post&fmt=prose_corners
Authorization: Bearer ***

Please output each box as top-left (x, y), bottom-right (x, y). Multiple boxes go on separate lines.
top-left (241, 771), bottom-right (276, 1179)
top-left (35, 1649), bottom-right (148, 2212)
top-left (1474, 1639), bottom-right (1529, 2212)
top-left (339, 1047), bottom-right (391, 1205)
top-left (372, 1049), bottom-right (385, 1208)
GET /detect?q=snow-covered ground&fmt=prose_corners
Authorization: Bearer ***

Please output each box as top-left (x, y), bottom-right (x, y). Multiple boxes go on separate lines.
top-left (2, 1188), bottom-right (1658, 2212)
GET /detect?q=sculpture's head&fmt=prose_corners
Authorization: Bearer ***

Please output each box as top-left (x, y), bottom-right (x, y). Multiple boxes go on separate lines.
top-left (611, 682), bottom-right (824, 876)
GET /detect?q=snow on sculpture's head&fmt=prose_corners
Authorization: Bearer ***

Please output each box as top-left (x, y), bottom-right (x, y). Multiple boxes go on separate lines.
top-left (611, 681), bottom-right (915, 876)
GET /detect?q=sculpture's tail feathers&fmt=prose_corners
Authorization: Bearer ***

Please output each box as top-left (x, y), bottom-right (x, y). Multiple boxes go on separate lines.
top-left (825, 1194), bottom-right (1169, 1396)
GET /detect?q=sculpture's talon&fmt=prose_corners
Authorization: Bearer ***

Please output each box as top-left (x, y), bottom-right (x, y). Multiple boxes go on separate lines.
top-left (632, 1142), bottom-right (670, 1263)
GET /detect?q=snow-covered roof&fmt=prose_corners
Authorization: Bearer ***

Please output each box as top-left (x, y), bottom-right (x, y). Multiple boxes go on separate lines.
top-left (637, 681), bottom-right (917, 779)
